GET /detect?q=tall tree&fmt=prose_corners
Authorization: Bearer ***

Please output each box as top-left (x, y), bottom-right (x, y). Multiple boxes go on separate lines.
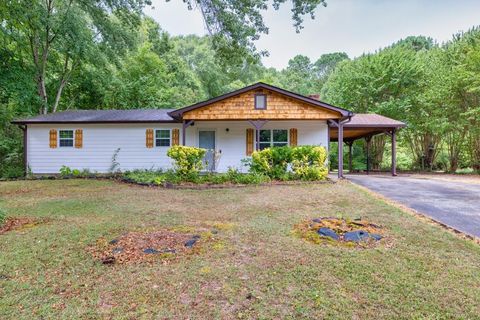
top-left (1, 0), bottom-right (147, 114)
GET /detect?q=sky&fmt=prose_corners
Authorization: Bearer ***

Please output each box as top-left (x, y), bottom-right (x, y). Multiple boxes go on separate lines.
top-left (144, 0), bottom-right (480, 69)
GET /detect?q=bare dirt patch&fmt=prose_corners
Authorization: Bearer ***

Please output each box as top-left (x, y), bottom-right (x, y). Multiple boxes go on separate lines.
top-left (90, 229), bottom-right (218, 264)
top-left (293, 217), bottom-right (390, 248)
top-left (0, 217), bottom-right (45, 235)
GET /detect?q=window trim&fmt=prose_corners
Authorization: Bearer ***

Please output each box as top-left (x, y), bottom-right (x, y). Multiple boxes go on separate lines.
top-left (254, 93), bottom-right (267, 110)
top-left (258, 129), bottom-right (289, 150)
top-left (58, 129), bottom-right (74, 148)
top-left (154, 129), bottom-right (172, 147)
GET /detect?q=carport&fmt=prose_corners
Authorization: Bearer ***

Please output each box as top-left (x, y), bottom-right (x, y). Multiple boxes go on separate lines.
top-left (328, 114), bottom-right (406, 178)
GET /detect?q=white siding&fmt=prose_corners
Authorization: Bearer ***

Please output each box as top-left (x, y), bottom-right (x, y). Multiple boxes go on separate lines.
top-left (27, 121), bottom-right (329, 174)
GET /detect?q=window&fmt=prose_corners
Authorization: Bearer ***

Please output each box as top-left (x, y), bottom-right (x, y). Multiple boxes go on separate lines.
top-left (155, 129), bottom-right (171, 147)
top-left (59, 130), bottom-right (74, 147)
top-left (259, 129), bottom-right (288, 150)
top-left (254, 94), bottom-right (266, 109)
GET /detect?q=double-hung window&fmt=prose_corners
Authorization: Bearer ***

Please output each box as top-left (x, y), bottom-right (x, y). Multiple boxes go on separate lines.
top-left (259, 129), bottom-right (288, 150)
top-left (155, 129), bottom-right (171, 147)
top-left (59, 130), bottom-right (74, 147)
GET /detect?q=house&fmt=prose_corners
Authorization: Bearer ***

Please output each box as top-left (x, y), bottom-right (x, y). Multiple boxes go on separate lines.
top-left (12, 82), bottom-right (405, 178)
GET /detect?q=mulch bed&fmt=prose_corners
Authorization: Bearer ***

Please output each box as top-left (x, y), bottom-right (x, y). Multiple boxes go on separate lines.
top-left (293, 217), bottom-right (391, 248)
top-left (120, 177), bottom-right (334, 190)
top-left (0, 217), bottom-right (43, 235)
top-left (90, 229), bottom-right (213, 265)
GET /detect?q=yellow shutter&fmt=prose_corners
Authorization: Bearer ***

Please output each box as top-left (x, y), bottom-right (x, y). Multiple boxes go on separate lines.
top-left (146, 129), bottom-right (154, 148)
top-left (289, 128), bottom-right (298, 146)
top-left (49, 129), bottom-right (57, 148)
top-left (246, 128), bottom-right (254, 156)
top-left (75, 129), bottom-right (83, 148)
top-left (171, 128), bottom-right (180, 146)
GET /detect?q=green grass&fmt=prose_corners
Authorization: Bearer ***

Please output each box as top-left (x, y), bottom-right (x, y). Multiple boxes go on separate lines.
top-left (1, 179), bottom-right (479, 319)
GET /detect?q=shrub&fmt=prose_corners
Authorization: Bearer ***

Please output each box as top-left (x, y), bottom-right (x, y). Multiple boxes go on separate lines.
top-left (167, 145), bottom-right (206, 178)
top-left (250, 146), bottom-right (292, 179)
top-left (290, 146), bottom-right (328, 180)
top-left (59, 165), bottom-right (72, 177)
top-left (249, 145), bottom-right (328, 181)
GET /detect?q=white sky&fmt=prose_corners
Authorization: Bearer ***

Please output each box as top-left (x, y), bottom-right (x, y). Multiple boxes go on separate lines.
top-left (144, 0), bottom-right (480, 69)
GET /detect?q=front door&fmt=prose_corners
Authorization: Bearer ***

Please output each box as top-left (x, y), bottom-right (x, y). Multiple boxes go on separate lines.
top-left (198, 130), bottom-right (216, 171)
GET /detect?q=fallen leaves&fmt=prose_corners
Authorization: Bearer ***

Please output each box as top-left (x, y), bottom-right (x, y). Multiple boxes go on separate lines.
top-left (0, 217), bottom-right (45, 235)
top-left (89, 229), bottom-right (216, 265)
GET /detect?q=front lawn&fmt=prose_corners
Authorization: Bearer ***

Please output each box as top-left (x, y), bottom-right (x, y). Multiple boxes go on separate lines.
top-left (0, 180), bottom-right (479, 319)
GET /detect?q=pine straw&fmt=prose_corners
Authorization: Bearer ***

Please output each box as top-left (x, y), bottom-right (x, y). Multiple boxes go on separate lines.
top-left (0, 217), bottom-right (43, 235)
top-left (292, 217), bottom-right (391, 248)
top-left (89, 229), bottom-right (215, 265)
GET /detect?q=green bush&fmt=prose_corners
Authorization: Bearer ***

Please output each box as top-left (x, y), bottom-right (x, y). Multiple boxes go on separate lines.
top-left (167, 145), bottom-right (206, 179)
top-left (250, 145), bottom-right (328, 181)
top-left (250, 146), bottom-right (292, 180)
top-left (59, 165), bottom-right (72, 177)
top-left (290, 146), bottom-right (328, 180)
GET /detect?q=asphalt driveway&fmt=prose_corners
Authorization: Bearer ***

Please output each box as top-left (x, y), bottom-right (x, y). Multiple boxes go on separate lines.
top-left (347, 174), bottom-right (480, 238)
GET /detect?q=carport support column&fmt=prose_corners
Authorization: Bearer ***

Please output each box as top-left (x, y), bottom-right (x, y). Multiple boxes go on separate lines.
top-left (347, 141), bottom-right (353, 173)
top-left (182, 120), bottom-right (194, 146)
top-left (365, 136), bottom-right (371, 175)
top-left (391, 129), bottom-right (397, 176)
top-left (338, 121), bottom-right (344, 179)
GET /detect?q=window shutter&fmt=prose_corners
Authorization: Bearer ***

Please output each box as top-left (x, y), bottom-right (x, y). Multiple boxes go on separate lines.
top-left (171, 128), bottom-right (180, 146)
top-left (290, 128), bottom-right (298, 146)
top-left (75, 129), bottom-right (83, 148)
top-left (146, 129), bottom-right (154, 148)
top-left (49, 129), bottom-right (57, 148)
top-left (246, 128), bottom-right (254, 156)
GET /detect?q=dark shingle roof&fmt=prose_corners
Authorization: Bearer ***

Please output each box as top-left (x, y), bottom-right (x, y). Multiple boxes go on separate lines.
top-left (12, 109), bottom-right (177, 124)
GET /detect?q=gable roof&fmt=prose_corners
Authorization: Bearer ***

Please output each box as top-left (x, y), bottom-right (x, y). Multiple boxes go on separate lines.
top-left (12, 109), bottom-right (177, 124)
top-left (168, 82), bottom-right (353, 119)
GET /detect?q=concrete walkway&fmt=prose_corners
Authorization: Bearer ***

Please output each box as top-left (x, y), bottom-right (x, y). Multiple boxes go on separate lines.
top-left (346, 174), bottom-right (480, 238)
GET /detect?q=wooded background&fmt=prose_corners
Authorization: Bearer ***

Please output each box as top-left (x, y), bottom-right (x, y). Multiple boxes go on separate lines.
top-left (1, 0), bottom-right (479, 177)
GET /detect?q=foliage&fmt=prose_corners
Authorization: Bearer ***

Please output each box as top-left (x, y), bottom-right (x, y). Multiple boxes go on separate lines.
top-left (109, 148), bottom-right (121, 174)
top-left (290, 146), bottom-right (328, 180)
top-left (250, 146), bottom-right (328, 180)
top-left (167, 146), bottom-right (207, 178)
top-left (59, 166), bottom-right (93, 178)
top-left (122, 168), bottom-right (270, 185)
top-left (250, 146), bottom-right (293, 180)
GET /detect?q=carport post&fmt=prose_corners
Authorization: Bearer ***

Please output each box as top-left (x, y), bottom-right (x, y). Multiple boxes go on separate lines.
top-left (391, 129), bottom-right (397, 176)
top-left (347, 141), bottom-right (353, 173)
top-left (365, 136), bottom-right (371, 175)
top-left (338, 122), bottom-right (344, 179)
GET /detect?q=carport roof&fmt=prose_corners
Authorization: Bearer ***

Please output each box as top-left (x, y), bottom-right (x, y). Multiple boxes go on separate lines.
top-left (329, 114), bottom-right (406, 141)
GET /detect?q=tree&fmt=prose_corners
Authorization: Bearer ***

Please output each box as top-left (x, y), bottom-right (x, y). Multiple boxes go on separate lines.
top-left (1, 0), bottom-right (147, 114)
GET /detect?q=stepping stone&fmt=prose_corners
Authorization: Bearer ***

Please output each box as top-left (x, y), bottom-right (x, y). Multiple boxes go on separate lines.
top-left (185, 239), bottom-right (197, 248)
top-left (143, 248), bottom-right (160, 254)
top-left (112, 247), bottom-right (123, 254)
top-left (344, 230), bottom-right (370, 242)
top-left (370, 233), bottom-right (383, 241)
top-left (317, 227), bottom-right (339, 240)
